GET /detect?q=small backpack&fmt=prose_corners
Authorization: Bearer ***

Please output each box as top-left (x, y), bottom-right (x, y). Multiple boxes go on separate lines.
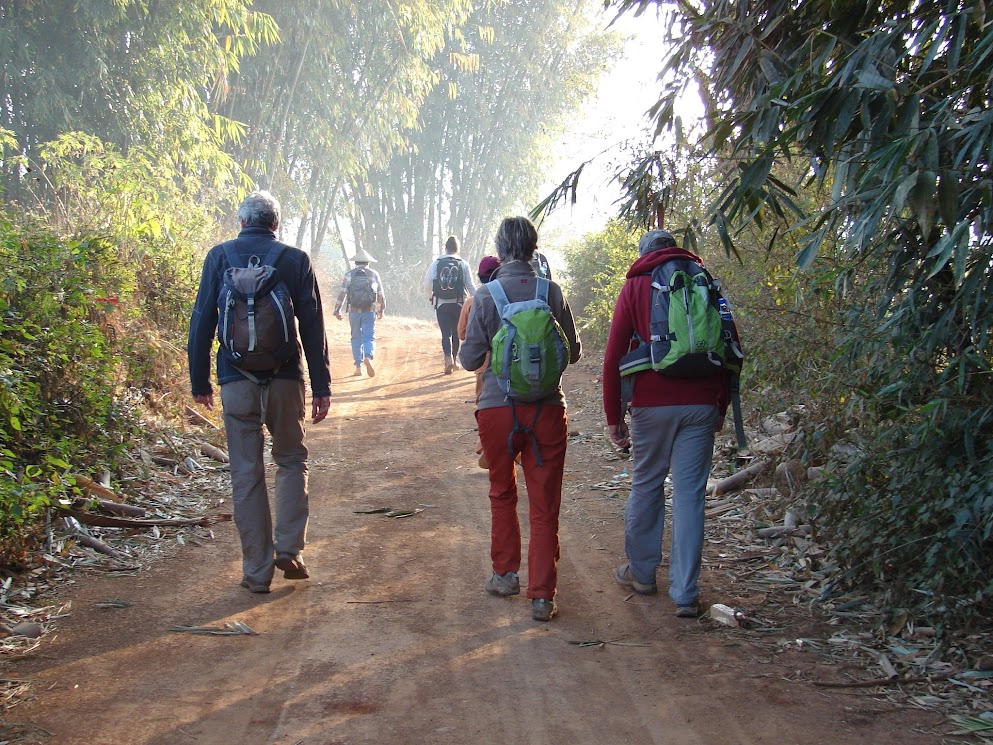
top-left (530, 252), bottom-right (552, 280)
top-left (488, 277), bottom-right (570, 403)
top-left (619, 258), bottom-right (743, 379)
top-left (346, 267), bottom-right (378, 310)
top-left (433, 255), bottom-right (466, 302)
top-left (217, 243), bottom-right (297, 377)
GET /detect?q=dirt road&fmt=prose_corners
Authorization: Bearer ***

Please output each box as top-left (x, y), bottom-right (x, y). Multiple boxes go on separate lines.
top-left (10, 316), bottom-right (940, 744)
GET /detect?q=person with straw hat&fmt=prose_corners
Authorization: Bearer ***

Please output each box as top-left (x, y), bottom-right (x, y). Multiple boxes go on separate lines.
top-left (333, 248), bottom-right (386, 377)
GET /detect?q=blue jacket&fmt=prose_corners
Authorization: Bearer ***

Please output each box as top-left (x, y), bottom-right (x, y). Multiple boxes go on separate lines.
top-left (187, 226), bottom-right (332, 397)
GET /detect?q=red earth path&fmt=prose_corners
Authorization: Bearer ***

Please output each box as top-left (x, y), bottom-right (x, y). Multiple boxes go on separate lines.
top-left (11, 315), bottom-right (941, 744)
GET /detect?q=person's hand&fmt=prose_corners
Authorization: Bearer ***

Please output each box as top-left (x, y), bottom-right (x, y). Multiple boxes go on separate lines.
top-left (311, 396), bottom-right (331, 424)
top-left (714, 412), bottom-right (726, 433)
top-left (608, 422), bottom-right (630, 450)
top-left (193, 393), bottom-right (214, 410)
top-left (334, 311), bottom-right (343, 321)
top-left (376, 310), bottom-right (384, 320)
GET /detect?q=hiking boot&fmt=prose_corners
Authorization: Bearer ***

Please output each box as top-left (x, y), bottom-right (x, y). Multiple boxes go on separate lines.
top-left (531, 598), bottom-right (557, 622)
top-left (444, 356), bottom-right (455, 375)
top-left (275, 553), bottom-right (310, 580)
top-left (675, 601), bottom-right (701, 618)
top-left (364, 358), bottom-right (376, 377)
top-left (484, 571), bottom-right (520, 596)
top-left (240, 579), bottom-right (270, 594)
top-left (614, 563), bottom-right (658, 595)
top-left (352, 364), bottom-right (362, 376)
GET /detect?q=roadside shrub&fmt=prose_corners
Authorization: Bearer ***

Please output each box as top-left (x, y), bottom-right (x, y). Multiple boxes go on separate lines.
top-left (0, 217), bottom-right (139, 554)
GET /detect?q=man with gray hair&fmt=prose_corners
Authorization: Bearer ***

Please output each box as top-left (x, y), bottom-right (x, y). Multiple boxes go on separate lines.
top-left (188, 190), bottom-right (332, 594)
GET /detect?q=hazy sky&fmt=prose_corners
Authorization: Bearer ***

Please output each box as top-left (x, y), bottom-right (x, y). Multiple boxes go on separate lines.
top-left (538, 6), bottom-right (704, 257)
top-left (538, 9), bottom-right (665, 243)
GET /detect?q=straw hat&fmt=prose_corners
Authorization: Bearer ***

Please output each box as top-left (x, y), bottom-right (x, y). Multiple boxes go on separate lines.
top-left (351, 248), bottom-right (378, 263)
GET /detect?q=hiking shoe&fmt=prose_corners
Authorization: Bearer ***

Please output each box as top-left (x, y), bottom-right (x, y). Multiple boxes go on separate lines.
top-left (531, 598), bottom-right (558, 622)
top-left (240, 579), bottom-right (270, 594)
top-left (352, 364), bottom-right (362, 376)
top-left (364, 358), bottom-right (376, 377)
top-left (675, 601), bottom-right (701, 618)
top-left (614, 563), bottom-right (658, 595)
top-left (484, 571), bottom-right (520, 596)
top-left (275, 553), bottom-right (310, 580)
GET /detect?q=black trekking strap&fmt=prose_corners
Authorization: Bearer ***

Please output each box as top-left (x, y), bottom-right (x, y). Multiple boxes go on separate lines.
top-left (507, 400), bottom-right (545, 466)
top-left (730, 374), bottom-right (747, 451)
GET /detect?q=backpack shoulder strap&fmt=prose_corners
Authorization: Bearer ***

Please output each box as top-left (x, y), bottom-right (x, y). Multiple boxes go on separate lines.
top-left (221, 242), bottom-right (243, 270)
top-left (487, 278), bottom-right (510, 313)
top-left (263, 242), bottom-right (287, 268)
top-left (535, 277), bottom-right (550, 304)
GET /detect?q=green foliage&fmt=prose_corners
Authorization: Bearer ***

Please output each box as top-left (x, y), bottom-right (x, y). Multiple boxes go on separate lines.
top-left (0, 1), bottom-right (275, 203)
top-left (817, 412), bottom-right (993, 629)
top-left (562, 220), bottom-right (641, 344)
top-left (0, 217), bottom-right (139, 547)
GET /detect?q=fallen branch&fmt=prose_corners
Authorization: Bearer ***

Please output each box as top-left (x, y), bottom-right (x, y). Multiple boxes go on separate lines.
top-left (60, 508), bottom-right (210, 529)
top-left (169, 622), bottom-right (257, 636)
top-left (185, 405), bottom-right (220, 429)
top-left (199, 441), bottom-right (229, 463)
top-left (709, 458), bottom-right (771, 496)
top-left (73, 532), bottom-right (128, 561)
top-left (754, 525), bottom-right (813, 539)
top-left (72, 498), bottom-right (146, 518)
top-left (74, 475), bottom-right (123, 503)
top-left (813, 672), bottom-right (954, 688)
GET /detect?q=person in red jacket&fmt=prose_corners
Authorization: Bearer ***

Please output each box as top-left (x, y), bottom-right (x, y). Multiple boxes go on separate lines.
top-left (602, 229), bottom-right (735, 618)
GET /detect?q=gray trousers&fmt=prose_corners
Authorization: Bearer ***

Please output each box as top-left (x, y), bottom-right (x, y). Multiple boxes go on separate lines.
top-left (221, 378), bottom-right (309, 587)
top-left (625, 404), bottom-right (718, 606)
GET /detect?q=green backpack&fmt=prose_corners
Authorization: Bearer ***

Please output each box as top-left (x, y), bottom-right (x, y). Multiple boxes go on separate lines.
top-left (488, 277), bottom-right (570, 403)
top-left (618, 257), bottom-right (742, 378)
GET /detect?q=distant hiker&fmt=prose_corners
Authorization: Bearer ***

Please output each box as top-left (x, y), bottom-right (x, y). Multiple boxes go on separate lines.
top-left (333, 248), bottom-right (386, 377)
top-left (423, 235), bottom-right (477, 374)
top-left (459, 216), bottom-right (582, 622)
top-left (188, 190), bottom-right (331, 594)
top-left (602, 229), bottom-right (744, 618)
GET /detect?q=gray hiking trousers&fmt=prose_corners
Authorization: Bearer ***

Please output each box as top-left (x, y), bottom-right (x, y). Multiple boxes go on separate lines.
top-left (625, 404), bottom-right (718, 606)
top-left (221, 378), bottom-right (309, 588)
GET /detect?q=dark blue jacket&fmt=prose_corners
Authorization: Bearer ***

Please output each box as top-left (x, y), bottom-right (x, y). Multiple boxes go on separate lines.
top-left (187, 226), bottom-right (332, 397)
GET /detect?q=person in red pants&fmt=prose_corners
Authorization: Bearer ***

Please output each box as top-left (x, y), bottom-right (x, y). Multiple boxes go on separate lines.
top-left (459, 216), bottom-right (582, 622)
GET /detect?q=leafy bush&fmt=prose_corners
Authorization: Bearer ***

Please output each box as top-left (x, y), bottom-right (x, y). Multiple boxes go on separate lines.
top-left (817, 407), bottom-right (993, 630)
top-left (561, 219), bottom-right (642, 345)
top-left (0, 217), bottom-right (140, 553)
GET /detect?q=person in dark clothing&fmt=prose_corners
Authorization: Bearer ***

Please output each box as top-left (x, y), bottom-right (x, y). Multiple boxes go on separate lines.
top-left (188, 190), bottom-right (332, 594)
top-left (423, 235), bottom-right (477, 374)
top-left (602, 229), bottom-right (738, 618)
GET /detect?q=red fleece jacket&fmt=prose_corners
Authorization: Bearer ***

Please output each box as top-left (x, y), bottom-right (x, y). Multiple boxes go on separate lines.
top-left (602, 247), bottom-right (732, 426)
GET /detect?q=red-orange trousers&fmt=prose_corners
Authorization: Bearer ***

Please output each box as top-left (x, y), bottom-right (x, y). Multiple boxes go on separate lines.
top-left (476, 404), bottom-right (568, 600)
